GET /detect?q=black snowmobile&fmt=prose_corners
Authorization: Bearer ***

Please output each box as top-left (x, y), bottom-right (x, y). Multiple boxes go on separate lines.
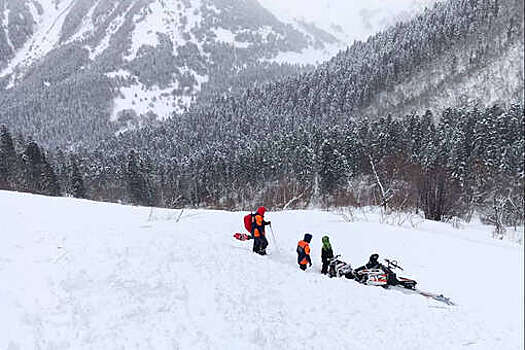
top-left (327, 255), bottom-right (354, 279)
top-left (354, 258), bottom-right (455, 305)
top-left (354, 258), bottom-right (417, 290)
top-left (328, 254), bottom-right (455, 305)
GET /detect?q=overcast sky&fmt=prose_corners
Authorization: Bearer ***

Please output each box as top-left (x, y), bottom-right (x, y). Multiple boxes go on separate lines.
top-left (258, 0), bottom-right (437, 43)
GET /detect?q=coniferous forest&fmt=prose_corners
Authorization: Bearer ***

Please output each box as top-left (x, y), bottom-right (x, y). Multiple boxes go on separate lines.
top-left (2, 103), bottom-right (523, 230)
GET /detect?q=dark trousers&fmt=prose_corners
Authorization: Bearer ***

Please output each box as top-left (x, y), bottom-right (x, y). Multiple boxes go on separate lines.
top-left (253, 234), bottom-right (268, 255)
top-left (321, 261), bottom-right (329, 274)
top-left (299, 264), bottom-right (307, 271)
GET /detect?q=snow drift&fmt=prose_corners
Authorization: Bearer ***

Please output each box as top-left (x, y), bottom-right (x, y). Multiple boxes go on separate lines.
top-left (0, 191), bottom-right (523, 349)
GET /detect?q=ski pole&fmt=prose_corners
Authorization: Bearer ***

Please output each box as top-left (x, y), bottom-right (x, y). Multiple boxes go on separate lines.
top-left (269, 224), bottom-right (280, 253)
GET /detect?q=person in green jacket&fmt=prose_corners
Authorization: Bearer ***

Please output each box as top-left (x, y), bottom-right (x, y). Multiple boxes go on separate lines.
top-left (321, 235), bottom-right (334, 274)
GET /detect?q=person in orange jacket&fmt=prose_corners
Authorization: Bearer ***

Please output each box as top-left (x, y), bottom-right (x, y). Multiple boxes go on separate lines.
top-left (251, 206), bottom-right (271, 255)
top-left (297, 233), bottom-right (312, 271)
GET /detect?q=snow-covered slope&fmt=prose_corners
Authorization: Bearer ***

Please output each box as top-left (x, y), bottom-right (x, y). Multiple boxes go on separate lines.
top-left (1, 191), bottom-right (523, 349)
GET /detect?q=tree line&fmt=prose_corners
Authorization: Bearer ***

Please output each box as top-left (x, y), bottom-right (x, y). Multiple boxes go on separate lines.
top-left (2, 104), bottom-right (523, 231)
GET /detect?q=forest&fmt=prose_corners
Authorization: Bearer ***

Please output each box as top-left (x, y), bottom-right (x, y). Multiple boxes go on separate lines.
top-left (1, 103), bottom-right (523, 236)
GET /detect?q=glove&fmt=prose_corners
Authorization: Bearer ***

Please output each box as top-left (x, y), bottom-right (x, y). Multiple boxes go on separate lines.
top-left (266, 221), bottom-right (271, 225)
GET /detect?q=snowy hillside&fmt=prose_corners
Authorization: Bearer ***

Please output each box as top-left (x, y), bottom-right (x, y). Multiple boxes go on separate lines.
top-left (1, 191), bottom-right (523, 349)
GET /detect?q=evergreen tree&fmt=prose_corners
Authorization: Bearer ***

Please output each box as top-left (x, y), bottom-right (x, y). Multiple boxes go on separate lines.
top-left (42, 160), bottom-right (61, 196)
top-left (70, 159), bottom-right (86, 199)
top-left (319, 139), bottom-right (347, 197)
top-left (126, 150), bottom-right (152, 206)
top-left (22, 141), bottom-right (44, 194)
top-left (0, 125), bottom-right (17, 190)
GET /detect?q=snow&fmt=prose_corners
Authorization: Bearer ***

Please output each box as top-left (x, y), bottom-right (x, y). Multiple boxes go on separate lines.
top-left (111, 82), bottom-right (179, 122)
top-left (2, 4), bottom-right (15, 54)
top-left (0, 0), bottom-right (76, 84)
top-left (0, 191), bottom-right (523, 349)
top-left (267, 43), bottom-right (343, 65)
top-left (105, 69), bottom-right (132, 79)
top-left (65, 0), bottom-right (101, 44)
top-left (125, 0), bottom-right (203, 61)
top-left (213, 28), bottom-right (250, 48)
top-left (89, 3), bottom-right (133, 60)
top-left (125, 1), bottom-right (174, 61)
top-left (111, 68), bottom-right (208, 124)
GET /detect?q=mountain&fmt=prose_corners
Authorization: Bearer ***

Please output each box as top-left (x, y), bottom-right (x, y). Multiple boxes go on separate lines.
top-left (105, 0), bottom-right (523, 155)
top-left (206, 0), bottom-right (524, 123)
top-left (1, 190), bottom-right (522, 349)
top-left (0, 0), bottom-right (341, 146)
top-left (41, 0), bottom-right (519, 213)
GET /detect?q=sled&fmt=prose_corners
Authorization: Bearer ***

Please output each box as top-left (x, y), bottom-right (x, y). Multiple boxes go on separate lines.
top-left (233, 232), bottom-right (252, 241)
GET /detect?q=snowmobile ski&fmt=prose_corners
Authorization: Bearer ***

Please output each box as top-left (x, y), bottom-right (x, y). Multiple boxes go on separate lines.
top-left (389, 286), bottom-right (456, 306)
top-left (415, 289), bottom-right (456, 306)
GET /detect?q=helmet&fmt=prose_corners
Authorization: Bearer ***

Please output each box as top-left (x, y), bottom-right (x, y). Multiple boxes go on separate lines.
top-left (304, 233), bottom-right (313, 243)
top-left (322, 236), bottom-right (330, 244)
top-left (256, 206), bottom-right (266, 216)
top-left (369, 253), bottom-right (379, 263)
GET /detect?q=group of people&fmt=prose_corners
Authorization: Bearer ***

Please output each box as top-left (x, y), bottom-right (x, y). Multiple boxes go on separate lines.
top-left (247, 206), bottom-right (378, 275)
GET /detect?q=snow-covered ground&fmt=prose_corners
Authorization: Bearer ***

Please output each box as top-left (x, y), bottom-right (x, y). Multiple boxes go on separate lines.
top-left (0, 191), bottom-right (523, 349)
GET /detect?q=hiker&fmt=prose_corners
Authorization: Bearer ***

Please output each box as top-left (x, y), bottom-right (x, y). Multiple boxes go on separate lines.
top-left (321, 235), bottom-right (334, 274)
top-left (297, 233), bottom-right (312, 271)
top-left (251, 206), bottom-right (271, 255)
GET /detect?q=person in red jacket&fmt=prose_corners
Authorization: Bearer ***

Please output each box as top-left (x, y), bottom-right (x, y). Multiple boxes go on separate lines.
top-left (251, 206), bottom-right (271, 255)
top-left (297, 233), bottom-right (312, 271)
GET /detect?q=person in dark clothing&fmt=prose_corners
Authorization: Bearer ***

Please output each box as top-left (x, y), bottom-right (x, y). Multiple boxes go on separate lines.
top-left (251, 206), bottom-right (271, 255)
top-left (366, 253), bottom-right (381, 269)
top-left (297, 233), bottom-right (312, 271)
top-left (354, 253), bottom-right (380, 273)
top-left (354, 253), bottom-right (380, 281)
top-left (321, 235), bottom-right (334, 274)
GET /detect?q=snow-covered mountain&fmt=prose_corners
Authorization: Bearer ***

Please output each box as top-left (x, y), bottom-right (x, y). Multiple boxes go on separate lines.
top-left (0, 0), bottom-right (339, 79)
top-left (0, 0), bottom-right (345, 141)
top-left (1, 190), bottom-right (523, 349)
top-left (0, 0), bottom-right (431, 78)
top-left (0, 0), bottom-right (437, 133)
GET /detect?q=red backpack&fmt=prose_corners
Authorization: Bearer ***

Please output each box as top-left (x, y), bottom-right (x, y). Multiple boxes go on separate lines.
top-left (244, 213), bottom-right (254, 233)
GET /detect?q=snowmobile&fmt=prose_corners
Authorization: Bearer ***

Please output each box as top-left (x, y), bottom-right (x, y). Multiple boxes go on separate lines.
top-left (354, 259), bottom-right (417, 289)
top-left (354, 258), bottom-right (456, 305)
top-left (327, 255), bottom-right (354, 279)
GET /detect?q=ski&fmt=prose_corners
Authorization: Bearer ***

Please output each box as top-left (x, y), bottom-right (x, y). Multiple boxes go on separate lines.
top-left (415, 289), bottom-right (456, 306)
top-left (390, 286), bottom-right (456, 306)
